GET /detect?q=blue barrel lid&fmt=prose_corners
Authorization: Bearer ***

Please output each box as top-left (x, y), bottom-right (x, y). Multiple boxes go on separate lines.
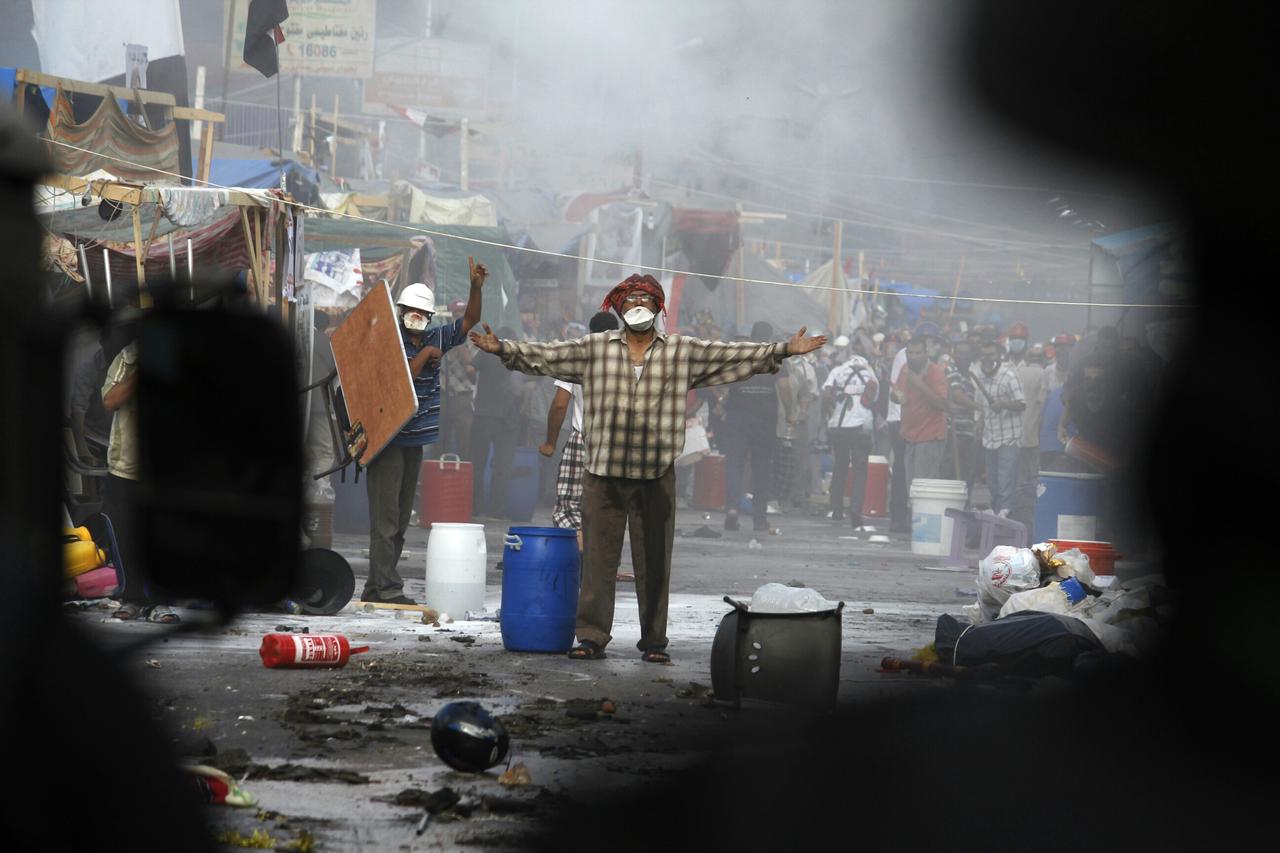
top-left (507, 526), bottom-right (577, 537)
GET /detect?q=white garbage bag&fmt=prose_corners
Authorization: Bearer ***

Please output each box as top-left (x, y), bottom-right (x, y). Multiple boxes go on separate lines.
top-left (1054, 547), bottom-right (1096, 586)
top-left (979, 546), bottom-right (1041, 593)
top-left (748, 583), bottom-right (840, 613)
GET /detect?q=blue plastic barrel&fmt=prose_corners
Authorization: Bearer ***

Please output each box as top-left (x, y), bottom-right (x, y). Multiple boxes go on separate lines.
top-left (1033, 471), bottom-right (1104, 542)
top-left (500, 527), bottom-right (580, 653)
top-left (332, 471), bottom-right (369, 535)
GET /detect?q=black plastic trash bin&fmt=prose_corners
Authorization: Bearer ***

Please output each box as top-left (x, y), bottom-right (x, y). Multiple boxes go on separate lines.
top-left (711, 595), bottom-right (845, 710)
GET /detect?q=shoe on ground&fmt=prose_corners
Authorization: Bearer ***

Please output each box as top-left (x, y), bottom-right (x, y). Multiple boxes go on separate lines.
top-left (361, 592), bottom-right (418, 606)
top-left (826, 511), bottom-right (844, 521)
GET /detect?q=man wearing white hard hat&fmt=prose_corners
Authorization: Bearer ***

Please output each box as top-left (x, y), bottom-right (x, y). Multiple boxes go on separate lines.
top-left (362, 258), bottom-right (487, 605)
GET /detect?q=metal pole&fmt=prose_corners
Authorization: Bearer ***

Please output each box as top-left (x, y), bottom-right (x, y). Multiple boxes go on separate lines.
top-left (78, 243), bottom-right (92, 301)
top-left (103, 249), bottom-right (113, 308)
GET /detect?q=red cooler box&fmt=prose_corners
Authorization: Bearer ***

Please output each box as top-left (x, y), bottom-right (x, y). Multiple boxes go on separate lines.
top-left (693, 453), bottom-right (727, 510)
top-left (862, 455), bottom-right (889, 517)
top-left (420, 453), bottom-right (473, 526)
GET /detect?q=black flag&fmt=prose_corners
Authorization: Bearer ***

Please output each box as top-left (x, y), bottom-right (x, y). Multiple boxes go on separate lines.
top-left (243, 0), bottom-right (290, 78)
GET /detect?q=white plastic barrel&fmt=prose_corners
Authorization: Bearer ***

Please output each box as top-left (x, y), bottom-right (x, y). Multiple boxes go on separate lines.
top-left (908, 478), bottom-right (969, 556)
top-left (425, 522), bottom-right (487, 616)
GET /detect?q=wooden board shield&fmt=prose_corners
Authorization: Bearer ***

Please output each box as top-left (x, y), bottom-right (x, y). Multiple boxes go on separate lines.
top-left (330, 281), bottom-right (417, 466)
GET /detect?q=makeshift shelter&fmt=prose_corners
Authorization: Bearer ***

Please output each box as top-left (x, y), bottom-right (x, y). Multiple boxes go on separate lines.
top-left (204, 156), bottom-right (322, 208)
top-left (669, 251), bottom-right (827, 338)
top-left (39, 174), bottom-right (298, 311)
top-left (7, 67), bottom-right (223, 185)
top-left (424, 225), bottom-right (524, 334)
top-left (1088, 222), bottom-right (1190, 337)
top-left (298, 220), bottom-right (522, 333)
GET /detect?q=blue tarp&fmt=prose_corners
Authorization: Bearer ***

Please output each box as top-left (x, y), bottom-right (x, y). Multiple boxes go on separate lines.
top-left (1091, 222), bottom-right (1187, 307)
top-left (1, 66), bottom-right (125, 112)
top-left (876, 280), bottom-right (942, 327)
top-left (201, 157), bottom-right (320, 191)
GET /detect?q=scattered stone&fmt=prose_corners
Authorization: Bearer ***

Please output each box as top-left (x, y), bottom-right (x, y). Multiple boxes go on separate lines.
top-left (862, 607), bottom-right (875, 614)
top-left (448, 635), bottom-right (476, 646)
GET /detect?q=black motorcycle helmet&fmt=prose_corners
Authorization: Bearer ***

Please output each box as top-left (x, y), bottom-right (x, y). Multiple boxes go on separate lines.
top-left (430, 702), bottom-right (510, 772)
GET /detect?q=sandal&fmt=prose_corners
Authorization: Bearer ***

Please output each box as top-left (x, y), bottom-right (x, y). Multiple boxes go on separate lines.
top-left (641, 649), bottom-right (671, 664)
top-left (112, 602), bottom-right (142, 621)
top-left (567, 641), bottom-right (607, 660)
top-left (147, 606), bottom-right (180, 624)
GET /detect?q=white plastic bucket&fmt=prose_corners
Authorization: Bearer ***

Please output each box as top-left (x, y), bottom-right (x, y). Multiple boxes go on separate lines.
top-left (909, 478), bottom-right (969, 556)
top-left (425, 522), bottom-right (487, 616)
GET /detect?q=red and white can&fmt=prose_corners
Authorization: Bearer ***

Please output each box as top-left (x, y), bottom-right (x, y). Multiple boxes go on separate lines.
top-left (258, 633), bottom-right (370, 669)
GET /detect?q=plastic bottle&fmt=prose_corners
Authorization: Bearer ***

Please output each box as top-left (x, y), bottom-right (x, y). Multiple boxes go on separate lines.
top-left (258, 633), bottom-right (370, 669)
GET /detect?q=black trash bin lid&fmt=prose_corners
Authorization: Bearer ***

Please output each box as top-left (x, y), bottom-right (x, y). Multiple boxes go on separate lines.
top-left (293, 548), bottom-right (355, 615)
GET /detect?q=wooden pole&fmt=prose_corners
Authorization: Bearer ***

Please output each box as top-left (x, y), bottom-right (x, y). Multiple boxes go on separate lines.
top-left (459, 117), bottom-right (470, 191)
top-left (946, 255), bottom-right (967, 323)
top-left (734, 244), bottom-right (745, 331)
top-left (131, 204), bottom-right (150, 307)
top-left (330, 95), bottom-right (339, 180)
top-left (827, 220), bottom-right (842, 334)
top-left (291, 75), bottom-right (303, 153)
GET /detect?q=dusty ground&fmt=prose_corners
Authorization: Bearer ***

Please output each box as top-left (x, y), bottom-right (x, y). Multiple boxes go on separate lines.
top-left (70, 502), bottom-right (975, 850)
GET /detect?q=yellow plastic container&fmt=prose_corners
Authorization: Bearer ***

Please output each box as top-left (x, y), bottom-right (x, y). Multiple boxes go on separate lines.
top-left (63, 528), bottom-right (106, 578)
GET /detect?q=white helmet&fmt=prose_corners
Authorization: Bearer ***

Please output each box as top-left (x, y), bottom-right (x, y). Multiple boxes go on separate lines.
top-left (833, 334), bottom-right (850, 348)
top-left (397, 282), bottom-right (436, 313)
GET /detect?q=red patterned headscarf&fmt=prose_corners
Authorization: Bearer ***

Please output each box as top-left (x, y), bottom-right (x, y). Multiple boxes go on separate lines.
top-left (601, 274), bottom-right (666, 317)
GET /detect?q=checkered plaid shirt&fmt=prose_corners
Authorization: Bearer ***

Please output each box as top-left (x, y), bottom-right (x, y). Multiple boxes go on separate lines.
top-left (974, 363), bottom-right (1025, 449)
top-left (498, 330), bottom-right (789, 479)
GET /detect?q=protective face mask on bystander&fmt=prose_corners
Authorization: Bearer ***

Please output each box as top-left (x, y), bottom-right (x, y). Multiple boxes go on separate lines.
top-left (403, 311), bottom-right (429, 332)
top-left (622, 306), bottom-right (655, 331)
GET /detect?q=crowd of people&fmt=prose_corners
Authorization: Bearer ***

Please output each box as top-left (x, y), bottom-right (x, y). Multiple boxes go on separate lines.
top-left (695, 314), bottom-right (1165, 552)
top-left (63, 266), bottom-right (1163, 653)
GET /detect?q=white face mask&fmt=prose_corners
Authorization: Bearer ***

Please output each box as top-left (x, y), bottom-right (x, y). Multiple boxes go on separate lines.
top-left (402, 311), bottom-right (429, 331)
top-left (622, 306), bottom-right (655, 331)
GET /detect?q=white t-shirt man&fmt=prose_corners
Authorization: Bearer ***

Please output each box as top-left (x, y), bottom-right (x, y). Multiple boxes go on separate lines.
top-left (823, 356), bottom-right (877, 430)
top-left (886, 346), bottom-right (907, 423)
top-left (552, 378), bottom-right (584, 433)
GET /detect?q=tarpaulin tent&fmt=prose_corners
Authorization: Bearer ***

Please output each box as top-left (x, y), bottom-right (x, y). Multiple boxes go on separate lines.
top-left (875, 280), bottom-right (942, 329)
top-left (424, 225), bottom-right (524, 335)
top-left (1089, 222), bottom-right (1189, 336)
top-left (41, 201), bottom-right (253, 284)
top-left (299, 220), bottom-right (523, 334)
top-left (668, 252), bottom-right (826, 338)
top-left (204, 157), bottom-right (321, 207)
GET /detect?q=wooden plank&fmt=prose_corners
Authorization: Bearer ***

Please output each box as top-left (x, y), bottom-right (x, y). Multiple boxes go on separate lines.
top-left (131, 205), bottom-right (150, 306)
top-left (171, 106), bottom-right (225, 123)
top-left (329, 282), bottom-right (418, 466)
top-left (16, 68), bottom-right (176, 107)
top-left (197, 122), bottom-right (216, 186)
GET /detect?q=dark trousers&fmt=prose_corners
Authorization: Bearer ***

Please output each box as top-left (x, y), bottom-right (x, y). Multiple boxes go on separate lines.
top-left (888, 422), bottom-right (911, 531)
top-left (104, 473), bottom-right (148, 602)
top-left (724, 427), bottom-right (776, 526)
top-left (828, 426), bottom-right (872, 523)
top-left (471, 414), bottom-right (516, 516)
top-left (364, 444), bottom-right (424, 598)
top-left (579, 467), bottom-right (674, 651)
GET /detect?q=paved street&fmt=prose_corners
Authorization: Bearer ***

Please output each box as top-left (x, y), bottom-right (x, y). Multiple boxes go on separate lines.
top-left (70, 502), bottom-right (973, 850)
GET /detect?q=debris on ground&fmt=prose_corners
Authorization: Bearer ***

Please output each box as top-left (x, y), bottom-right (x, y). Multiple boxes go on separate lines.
top-left (689, 525), bottom-right (722, 539)
top-left (246, 763), bottom-right (371, 784)
top-left (498, 763), bottom-right (533, 786)
top-left (674, 682), bottom-right (714, 700)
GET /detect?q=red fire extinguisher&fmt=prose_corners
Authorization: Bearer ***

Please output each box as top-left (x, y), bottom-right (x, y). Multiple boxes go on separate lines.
top-left (258, 633), bottom-right (370, 669)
